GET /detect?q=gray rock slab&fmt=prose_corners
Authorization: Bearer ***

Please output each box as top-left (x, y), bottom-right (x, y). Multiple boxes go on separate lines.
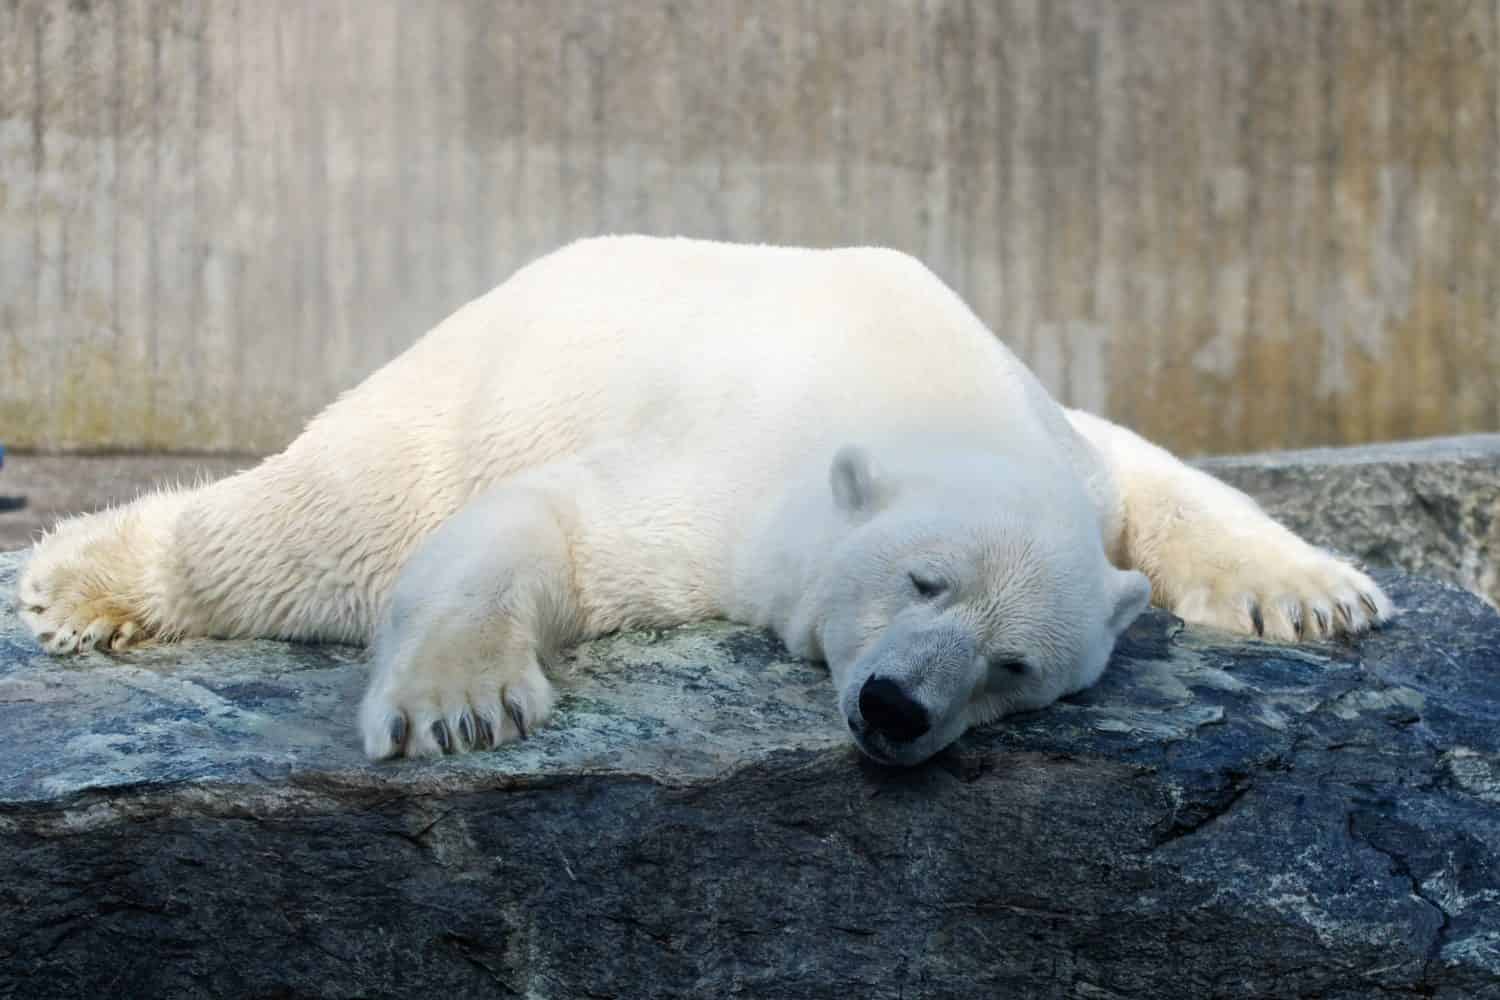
top-left (1198, 434), bottom-right (1500, 608)
top-left (3, 548), bottom-right (1500, 998)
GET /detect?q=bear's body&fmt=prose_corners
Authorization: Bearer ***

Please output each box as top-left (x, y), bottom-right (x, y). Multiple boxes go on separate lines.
top-left (18, 237), bottom-right (1393, 765)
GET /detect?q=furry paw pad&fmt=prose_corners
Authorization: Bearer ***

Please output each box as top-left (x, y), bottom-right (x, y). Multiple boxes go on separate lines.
top-left (1170, 547), bottom-right (1395, 642)
top-left (17, 525), bottom-right (154, 655)
top-left (358, 649), bottom-right (556, 760)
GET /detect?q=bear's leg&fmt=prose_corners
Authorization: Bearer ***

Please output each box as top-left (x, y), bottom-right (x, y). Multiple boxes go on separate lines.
top-left (1064, 408), bottom-right (1394, 641)
top-left (17, 443), bottom-right (439, 652)
top-left (358, 483), bottom-right (582, 760)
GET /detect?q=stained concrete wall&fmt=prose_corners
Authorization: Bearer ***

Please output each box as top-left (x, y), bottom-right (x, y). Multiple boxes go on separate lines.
top-left (2, 0), bottom-right (1497, 455)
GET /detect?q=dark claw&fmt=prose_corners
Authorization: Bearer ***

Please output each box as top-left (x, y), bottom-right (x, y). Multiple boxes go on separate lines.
top-left (1360, 593), bottom-right (1381, 618)
top-left (1313, 608), bottom-right (1330, 636)
top-left (457, 712), bottom-right (475, 749)
top-left (474, 714), bottom-right (496, 750)
top-left (389, 714), bottom-right (408, 752)
top-left (1289, 606), bottom-right (1305, 640)
top-left (432, 719), bottom-right (452, 754)
top-left (1336, 601), bottom-right (1355, 631)
top-left (505, 697), bottom-right (529, 741)
top-left (1249, 602), bottom-right (1264, 637)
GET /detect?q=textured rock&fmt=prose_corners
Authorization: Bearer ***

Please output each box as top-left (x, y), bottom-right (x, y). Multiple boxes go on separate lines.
top-left (1199, 434), bottom-right (1500, 608)
top-left (3, 548), bottom-right (1500, 998)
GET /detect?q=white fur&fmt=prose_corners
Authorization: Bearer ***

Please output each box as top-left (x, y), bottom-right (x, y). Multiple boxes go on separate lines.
top-left (17, 236), bottom-right (1394, 765)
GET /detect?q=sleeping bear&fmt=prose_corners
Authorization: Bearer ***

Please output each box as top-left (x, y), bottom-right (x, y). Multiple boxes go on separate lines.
top-left (17, 237), bottom-right (1392, 766)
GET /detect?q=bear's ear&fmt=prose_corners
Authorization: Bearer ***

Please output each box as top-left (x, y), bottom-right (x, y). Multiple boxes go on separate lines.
top-left (830, 445), bottom-right (886, 516)
top-left (1106, 568), bottom-right (1152, 634)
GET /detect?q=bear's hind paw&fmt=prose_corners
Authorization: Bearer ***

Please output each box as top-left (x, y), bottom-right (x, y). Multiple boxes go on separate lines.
top-left (17, 535), bottom-right (155, 655)
top-left (19, 602), bottom-right (148, 655)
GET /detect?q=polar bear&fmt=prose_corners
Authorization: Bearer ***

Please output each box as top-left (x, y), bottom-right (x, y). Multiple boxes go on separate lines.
top-left (17, 236), bottom-right (1392, 766)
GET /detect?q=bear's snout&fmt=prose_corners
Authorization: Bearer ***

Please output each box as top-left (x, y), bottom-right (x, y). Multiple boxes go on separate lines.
top-left (857, 676), bottom-right (930, 744)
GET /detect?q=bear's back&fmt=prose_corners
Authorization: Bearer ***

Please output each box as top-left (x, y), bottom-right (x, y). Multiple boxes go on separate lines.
top-left (305, 236), bottom-right (1079, 534)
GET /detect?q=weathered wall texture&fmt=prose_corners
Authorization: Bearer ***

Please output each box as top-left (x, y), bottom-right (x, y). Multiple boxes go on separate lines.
top-left (2, 0), bottom-right (1497, 455)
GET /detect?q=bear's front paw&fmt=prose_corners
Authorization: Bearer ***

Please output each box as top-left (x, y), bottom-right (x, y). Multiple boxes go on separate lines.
top-left (1168, 544), bottom-right (1395, 643)
top-left (358, 643), bottom-right (557, 760)
top-left (18, 513), bottom-right (158, 655)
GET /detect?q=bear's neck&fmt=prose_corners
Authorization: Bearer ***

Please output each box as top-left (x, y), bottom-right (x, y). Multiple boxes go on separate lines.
top-left (726, 473), bottom-right (852, 662)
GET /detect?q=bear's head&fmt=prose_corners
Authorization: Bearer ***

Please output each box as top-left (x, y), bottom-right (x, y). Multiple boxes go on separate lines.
top-left (814, 444), bottom-right (1151, 767)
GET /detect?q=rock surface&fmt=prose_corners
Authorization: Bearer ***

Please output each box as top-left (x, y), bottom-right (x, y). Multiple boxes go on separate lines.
top-left (3, 548), bottom-right (1500, 998)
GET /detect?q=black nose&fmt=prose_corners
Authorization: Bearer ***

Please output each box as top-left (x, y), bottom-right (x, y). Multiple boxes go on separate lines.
top-left (858, 677), bottom-right (930, 744)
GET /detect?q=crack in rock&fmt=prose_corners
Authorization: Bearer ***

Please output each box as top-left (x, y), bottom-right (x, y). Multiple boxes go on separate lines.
top-left (1346, 810), bottom-right (1454, 990)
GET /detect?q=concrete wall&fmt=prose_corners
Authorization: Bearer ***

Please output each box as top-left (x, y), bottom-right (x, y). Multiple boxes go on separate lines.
top-left (2, 0), bottom-right (1497, 456)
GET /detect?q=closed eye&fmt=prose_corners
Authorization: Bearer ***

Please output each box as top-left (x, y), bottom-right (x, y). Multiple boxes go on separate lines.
top-left (909, 572), bottom-right (947, 600)
top-left (991, 658), bottom-right (1027, 676)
